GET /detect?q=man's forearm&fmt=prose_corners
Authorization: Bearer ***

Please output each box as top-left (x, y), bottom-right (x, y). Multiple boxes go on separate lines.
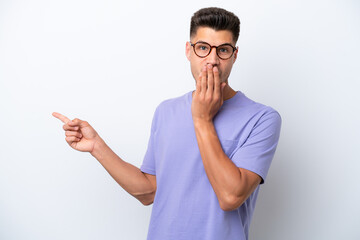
top-left (90, 138), bottom-right (155, 204)
top-left (193, 120), bottom-right (243, 209)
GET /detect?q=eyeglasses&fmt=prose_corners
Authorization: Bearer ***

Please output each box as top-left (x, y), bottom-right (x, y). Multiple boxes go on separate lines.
top-left (190, 41), bottom-right (237, 60)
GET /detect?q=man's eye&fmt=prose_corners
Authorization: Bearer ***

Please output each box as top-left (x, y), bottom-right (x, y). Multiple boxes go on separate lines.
top-left (199, 46), bottom-right (208, 51)
top-left (219, 48), bottom-right (229, 53)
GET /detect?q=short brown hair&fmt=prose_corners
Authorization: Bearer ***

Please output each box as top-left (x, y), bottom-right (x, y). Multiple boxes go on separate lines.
top-left (190, 7), bottom-right (240, 43)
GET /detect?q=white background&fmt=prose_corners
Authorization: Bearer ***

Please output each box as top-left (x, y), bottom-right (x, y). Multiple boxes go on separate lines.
top-left (1, 0), bottom-right (359, 239)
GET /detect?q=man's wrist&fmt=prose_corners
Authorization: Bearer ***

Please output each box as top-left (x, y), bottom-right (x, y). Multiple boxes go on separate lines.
top-left (90, 137), bottom-right (109, 160)
top-left (193, 118), bottom-right (213, 129)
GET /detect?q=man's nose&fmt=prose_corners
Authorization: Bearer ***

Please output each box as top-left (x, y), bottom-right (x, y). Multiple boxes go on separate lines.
top-left (206, 47), bottom-right (220, 66)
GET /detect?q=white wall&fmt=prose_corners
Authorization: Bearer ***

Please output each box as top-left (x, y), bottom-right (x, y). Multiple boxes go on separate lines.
top-left (0, 0), bottom-right (359, 239)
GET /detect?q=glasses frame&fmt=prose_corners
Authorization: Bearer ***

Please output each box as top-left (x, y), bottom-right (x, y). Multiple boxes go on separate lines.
top-left (190, 41), bottom-right (237, 60)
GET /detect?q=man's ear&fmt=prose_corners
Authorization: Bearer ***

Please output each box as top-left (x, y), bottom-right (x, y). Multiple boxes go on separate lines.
top-left (233, 47), bottom-right (239, 63)
top-left (185, 41), bottom-right (191, 61)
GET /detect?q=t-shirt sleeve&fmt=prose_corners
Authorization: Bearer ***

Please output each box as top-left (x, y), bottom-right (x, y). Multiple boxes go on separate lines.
top-left (231, 110), bottom-right (282, 184)
top-left (140, 107), bottom-right (159, 175)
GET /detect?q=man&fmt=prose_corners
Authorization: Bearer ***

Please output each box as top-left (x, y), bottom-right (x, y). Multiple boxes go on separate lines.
top-left (53, 7), bottom-right (281, 240)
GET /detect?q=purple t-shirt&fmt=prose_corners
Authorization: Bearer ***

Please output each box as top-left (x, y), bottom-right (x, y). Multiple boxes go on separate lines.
top-left (140, 90), bottom-right (281, 240)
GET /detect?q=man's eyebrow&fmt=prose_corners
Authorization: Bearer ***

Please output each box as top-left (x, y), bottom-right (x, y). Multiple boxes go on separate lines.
top-left (195, 40), bottom-right (234, 46)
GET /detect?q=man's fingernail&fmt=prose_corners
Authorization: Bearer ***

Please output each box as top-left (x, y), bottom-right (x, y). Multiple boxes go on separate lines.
top-left (207, 64), bottom-right (212, 69)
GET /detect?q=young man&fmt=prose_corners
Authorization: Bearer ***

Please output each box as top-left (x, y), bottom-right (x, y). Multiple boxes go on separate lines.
top-left (53, 7), bottom-right (281, 240)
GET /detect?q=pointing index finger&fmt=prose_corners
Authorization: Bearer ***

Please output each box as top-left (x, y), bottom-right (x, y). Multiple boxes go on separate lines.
top-left (52, 112), bottom-right (70, 123)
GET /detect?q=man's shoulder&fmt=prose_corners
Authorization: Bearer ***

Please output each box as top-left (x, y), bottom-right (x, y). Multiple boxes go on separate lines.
top-left (232, 91), bottom-right (278, 113)
top-left (230, 91), bottom-right (281, 123)
top-left (156, 91), bottom-right (192, 110)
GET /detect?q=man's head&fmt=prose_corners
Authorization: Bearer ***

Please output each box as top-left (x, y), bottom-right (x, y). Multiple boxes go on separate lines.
top-left (186, 7), bottom-right (240, 84)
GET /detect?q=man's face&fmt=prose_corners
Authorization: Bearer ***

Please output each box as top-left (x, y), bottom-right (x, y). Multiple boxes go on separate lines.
top-left (186, 27), bottom-right (238, 84)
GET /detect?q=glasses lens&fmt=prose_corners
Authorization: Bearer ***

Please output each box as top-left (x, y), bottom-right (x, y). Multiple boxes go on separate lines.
top-left (194, 42), bottom-right (211, 57)
top-left (216, 45), bottom-right (234, 59)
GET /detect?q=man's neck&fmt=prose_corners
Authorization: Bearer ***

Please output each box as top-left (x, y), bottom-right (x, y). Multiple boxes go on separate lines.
top-left (223, 84), bottom-right (237, 101)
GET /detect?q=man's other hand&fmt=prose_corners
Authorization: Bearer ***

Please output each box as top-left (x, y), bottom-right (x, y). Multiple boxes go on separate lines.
top-left (52, 112), bottom-right (101, 153)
